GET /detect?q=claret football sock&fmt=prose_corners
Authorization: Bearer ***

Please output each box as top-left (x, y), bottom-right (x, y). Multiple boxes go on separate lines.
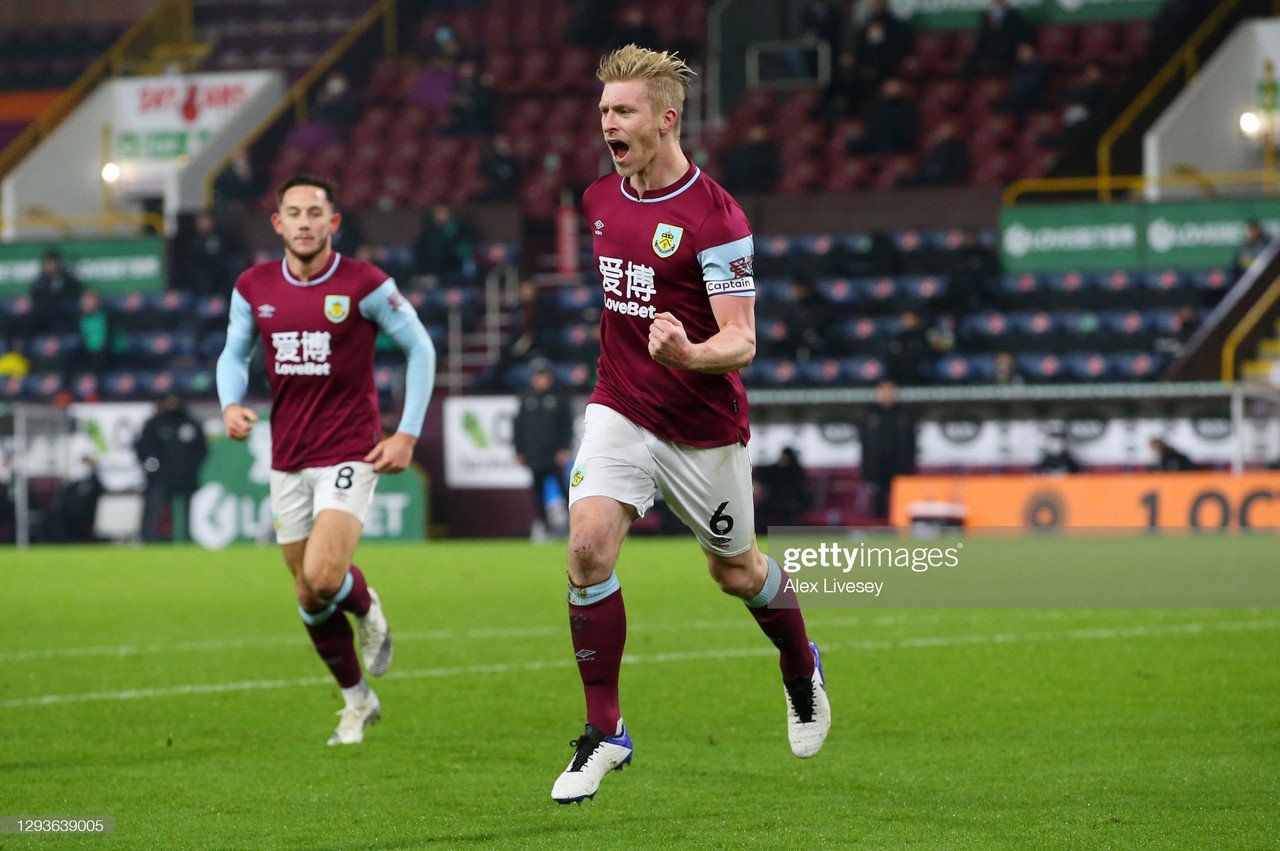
top-left (332, 564), bottom-right (373, 617)
top-left (568, 573), bottom-right (626, 734)
top-left (745, 555), bottom-right (815, 681)
top-left (300, 604), bottom-right (362, 688)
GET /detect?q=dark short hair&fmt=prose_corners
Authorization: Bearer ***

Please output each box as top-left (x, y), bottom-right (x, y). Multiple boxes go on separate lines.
top-left (275, 174), bottom-right (338, 209)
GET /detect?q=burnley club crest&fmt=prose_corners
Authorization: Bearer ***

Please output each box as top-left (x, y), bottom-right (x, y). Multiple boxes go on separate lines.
top-left (652, 223), bottom-right (684, 258)
top-left (324, 294), bottom-right (350, 323)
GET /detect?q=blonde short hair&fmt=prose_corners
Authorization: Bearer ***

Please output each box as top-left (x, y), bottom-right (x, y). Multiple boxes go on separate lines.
top-left (598, 44), bottom-right (695, 133)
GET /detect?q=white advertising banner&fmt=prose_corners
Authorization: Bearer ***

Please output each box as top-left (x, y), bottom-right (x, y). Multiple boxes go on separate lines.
top-left (66, 401), bottom-right (156, 491)
top-left (443, 396), bottom-right (532, 489)
top-left (442, 397), bottom-right (1280, 484)
top-left (110, 71), bottom-right (280, 195)
top-left (753, 416), bottom-right (1280, 470)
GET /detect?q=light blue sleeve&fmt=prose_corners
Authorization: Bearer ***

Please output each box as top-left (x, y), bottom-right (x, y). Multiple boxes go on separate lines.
top-left (216, 290), bottom-right (256, 410)
top-left (697, 234), bottom-right (756, 297)
top-left (359, 279), bottom-right (436, 438)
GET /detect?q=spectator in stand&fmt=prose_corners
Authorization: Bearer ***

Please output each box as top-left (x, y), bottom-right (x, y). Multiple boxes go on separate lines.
top-left (513, 358), bottom-right (575, 540)
top-left (46, 438), bottom-right (103, 543)
top-left (1033, 433), bottom-right (1081, 474)
top-left (412, 204), bottom-right (475, 282)
top-left (477, 135), bottom-right (521, 200)
top-left (1155, 304), bottom-right (1201, 357)
top-left (853, 2), bottom-right (913, 83)
top-left (897, 121), bottom-right (970, 187)
top-left (943, 231), bottom-right (997, 317)
top-left (29, 248), bottom-right (82, 337)
top-left (849, 77), bottom-right (920, 154)
top-left (966, 0), bottom-right (1035, 78)
top-left (1234, 220), bottom-right (1270, 277)
top-left (992, 350), bottom-right (1024, 386)
top-left (1149, 437), bottom-right (1198, 472)
top-left (817, 50), bottom-right (868, 122)
top-left (720, 123), bottom-right (781, 196)
top-left (311, 71), bottom-right (358, 128)
top-left (443, 59), bottom-right (496, 135)
top-left (135, 396), bottom-right (209, 543)
top-left (755, 446), bottom-right (810, 530)
top-left (213, 150), bottom-right (264, 208)
top-left (613, 6), bottom-right (662, 51)
top-left (484, 280), bottom-right (560, 390)
top-left (787, 276), bottom-right (834, 361)
top-left (881, 310), bottom-right (934, 385)
top-left (419, 24), bottom-right (464, 70)
top-left (858, 380), bottom-right (918, 520)
top-left (183, 211), bottom-right (239, 296)
top-left (998, 43), bottom-right (1047, 128)
top-left (801, 1), bottom-right (842, 68)
top-left (76, 289), bottom-right (115, 378)
top-left (1061, 62), bottom-right (1106, 129)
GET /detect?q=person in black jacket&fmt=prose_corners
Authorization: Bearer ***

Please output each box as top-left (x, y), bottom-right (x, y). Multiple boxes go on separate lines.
top-left (29, 248), bottom-right (83, 338)
top-left (513, 359), bottom-right (575, 538)
top-left (1149, 437), bottom-right (1197, 472)
top-left (858, 380), bottom-right (918, 520)
top-left (135, 396), bottom-right (209, 542)
top-left (966, 0), bottom-right (1035, 77)
top-left (755, 446), bottom-right (810, 531)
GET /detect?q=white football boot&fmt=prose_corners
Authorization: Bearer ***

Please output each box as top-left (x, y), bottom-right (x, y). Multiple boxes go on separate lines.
top-left (785, 641), bottom-right (831, 758)
top-left (327, 691), bottom-right (381, 746)
top-left (551, 721), bottom-right (634, 803)
top-left (357, 588), bottom-right (393, 677)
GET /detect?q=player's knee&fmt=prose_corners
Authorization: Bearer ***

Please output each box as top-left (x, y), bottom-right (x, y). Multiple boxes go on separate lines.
top-left (303, 560), bottom-right (346, 599)
top-left (295, 583), bottom-right (325, 611)
top-left (707, 550), bottom-right (764, 599)
top-left (568, 528), bottom-right (616, 584)
top-left (708, 562), bottom-right (755, 599)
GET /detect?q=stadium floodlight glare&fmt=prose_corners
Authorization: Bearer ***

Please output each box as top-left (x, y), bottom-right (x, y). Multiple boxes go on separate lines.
top-left (101, 161), bottom-right (121, 183)
top-left (1239, 111), bottom-right (1263, 138)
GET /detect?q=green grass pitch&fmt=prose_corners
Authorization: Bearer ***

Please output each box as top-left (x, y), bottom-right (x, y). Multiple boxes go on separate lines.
top-left (1, 537), bottom-right (1277, 849)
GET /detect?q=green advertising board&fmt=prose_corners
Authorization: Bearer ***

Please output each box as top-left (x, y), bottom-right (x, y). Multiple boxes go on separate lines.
top-left (0, 237), bottom-right (166, 295)
top-left (190, 423), bottom-right (428, 549)
top-left (1000, 199), bottom-right (1280, 273)
top-left (886, 0), bottom-right (1163, 29)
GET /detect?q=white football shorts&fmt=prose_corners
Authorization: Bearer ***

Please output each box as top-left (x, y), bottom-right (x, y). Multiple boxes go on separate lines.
top-left (269, 461), bottom-right (379, 544)
top-left (568, 403), bottom-right (756, 556)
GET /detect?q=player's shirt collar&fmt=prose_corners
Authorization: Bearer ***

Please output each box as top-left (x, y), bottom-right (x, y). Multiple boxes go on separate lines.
top-left (281, 251), bottom-right (342, 287)
top-left (619, 164), bottom-right (701, 204)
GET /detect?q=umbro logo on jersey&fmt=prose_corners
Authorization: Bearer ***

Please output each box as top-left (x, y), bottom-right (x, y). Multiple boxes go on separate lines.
top-left (594, 219), bottom-right (604, 235)
top-left (257, 304), bottom-right (276, 318)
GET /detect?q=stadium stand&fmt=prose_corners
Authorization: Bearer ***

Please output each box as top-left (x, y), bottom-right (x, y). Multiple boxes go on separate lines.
top-left (0, 0), bottom-right (1250, 407)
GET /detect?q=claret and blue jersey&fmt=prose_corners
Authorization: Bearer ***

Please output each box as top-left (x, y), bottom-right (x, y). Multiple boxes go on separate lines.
top-left (216, 252), bottom-right (435, 472)
top-left (584, 163), bottom-right (756, 448)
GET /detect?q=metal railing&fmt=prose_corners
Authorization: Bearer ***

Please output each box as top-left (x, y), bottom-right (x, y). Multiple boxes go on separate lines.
top-left (1221, 275), bottom-right (1280, 380)
top-left (1003, 168), bottom-right (1280, 206)
top-left (1096, 0), bottom-right (1240, 201)
top-left (200, 0), bottom-right (398, 207)
top-left (0, 210), bottom-right (165, 236)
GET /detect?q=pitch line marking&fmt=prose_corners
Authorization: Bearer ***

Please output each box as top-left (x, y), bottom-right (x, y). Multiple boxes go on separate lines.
top-left (4, 618), bottom-right (1276, 709)
top-left (0, 612), bottom-right (1007, 663)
